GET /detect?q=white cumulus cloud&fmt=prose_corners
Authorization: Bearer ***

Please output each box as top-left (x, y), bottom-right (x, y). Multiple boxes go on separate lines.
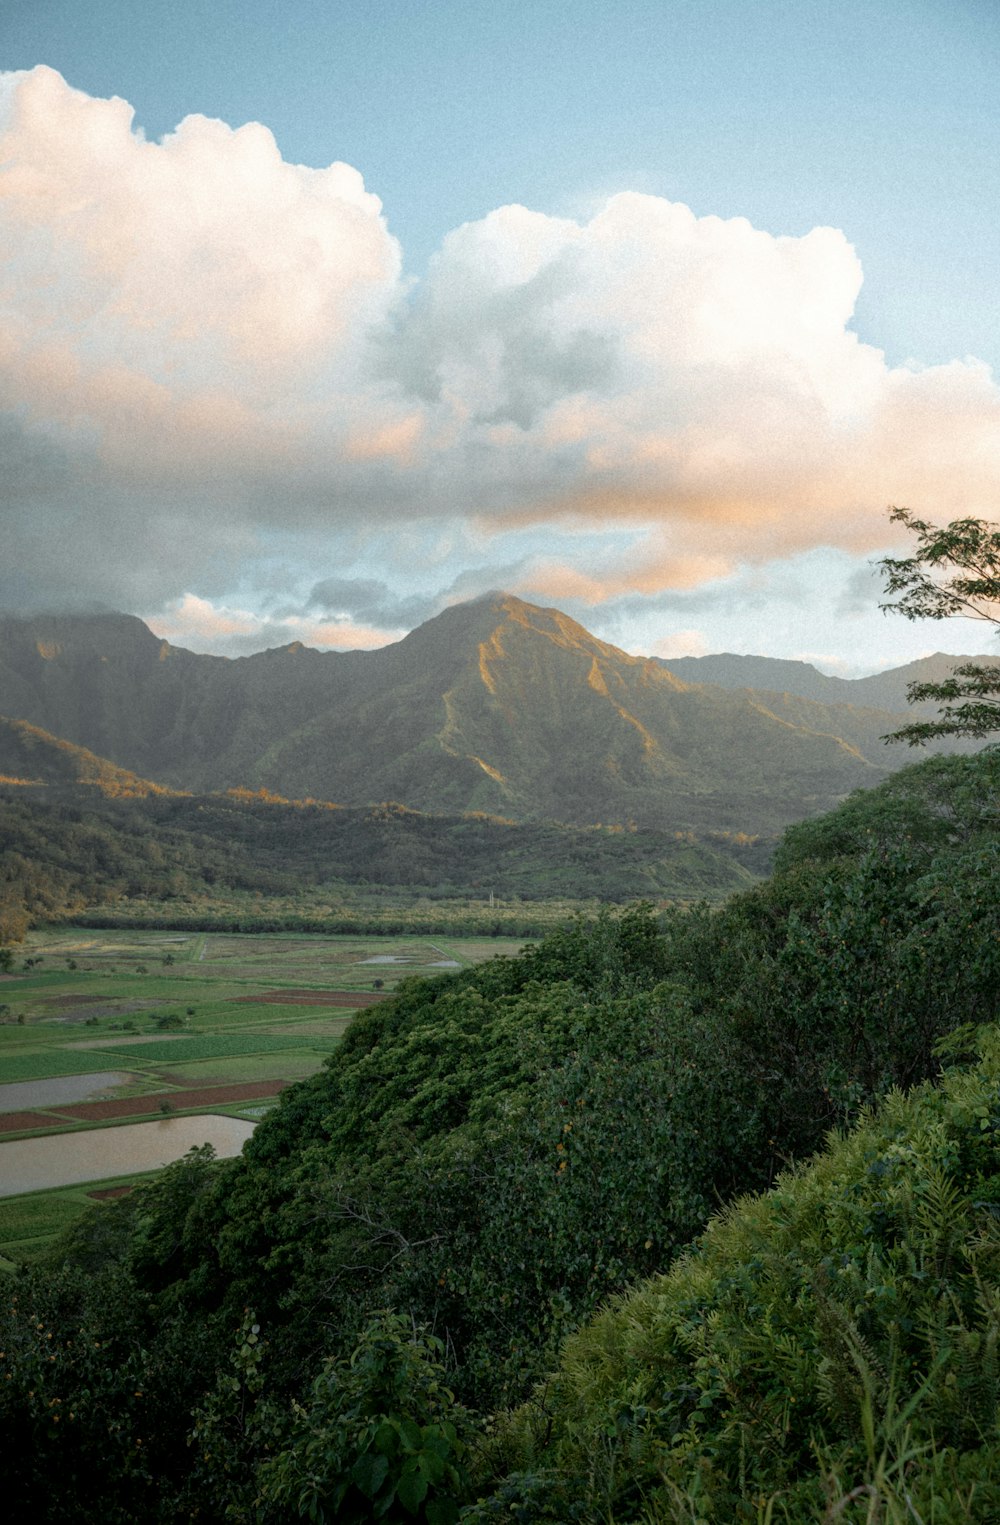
top-left (2, 66), bottom-right (999, 631)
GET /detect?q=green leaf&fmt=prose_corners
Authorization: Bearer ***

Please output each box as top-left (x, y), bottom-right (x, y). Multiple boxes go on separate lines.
top-left (417, 1445), bottom-right (446, 1484)
top-left (396, 1462), bottom-right (429, 1513)
top-left (373, 1419), bottom-right (400, 1456)
top-left (350, 1448), bottom-right (389, 1500)
top-left (398, 1417), bottom-right (424, 1453)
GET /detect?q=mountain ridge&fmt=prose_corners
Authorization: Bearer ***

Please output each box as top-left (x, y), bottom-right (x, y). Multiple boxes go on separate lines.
top-left (659, 647), bottom-right (986, 711)
top-left (0, 595), bottom-right (978, 839)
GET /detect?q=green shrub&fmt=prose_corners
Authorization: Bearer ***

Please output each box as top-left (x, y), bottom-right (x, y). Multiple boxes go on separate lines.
top-left (260, 1311), bottom-right (471, 1524)
top-left (480, 1029), bottom-right (1000, 1520)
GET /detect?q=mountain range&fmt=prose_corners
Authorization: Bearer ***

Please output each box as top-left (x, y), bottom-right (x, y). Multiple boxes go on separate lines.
top-left (658, 649), bottom-right (984, 710)
top-left (0, 593), bottom-right (977, 841)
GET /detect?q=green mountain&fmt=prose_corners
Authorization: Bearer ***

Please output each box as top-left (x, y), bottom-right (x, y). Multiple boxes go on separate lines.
top-left (0, 595), bottom-right (970, 837)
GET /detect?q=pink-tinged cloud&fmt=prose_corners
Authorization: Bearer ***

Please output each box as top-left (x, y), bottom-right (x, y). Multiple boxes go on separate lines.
top-left (150, 595), bottom-right (268, 643)
top-left (0, 67), bottom-right (399, 384)
top-left (651, 630), bottom-right (710, 660)
top-left (294, 618), bottom-right (402, 650)
top-left (2, 67), bottom-right (1000, 620)
top-left (148, 595), bottom-right (401, 656)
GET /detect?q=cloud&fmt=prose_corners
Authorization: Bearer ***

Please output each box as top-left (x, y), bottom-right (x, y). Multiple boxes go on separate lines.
top-left (835, 559), bottom-right (886, 617)
top-left (651, 629), bottom-right (710, 660)
top-left (148, 593), bottom-right (402, 657)
top-left (306, 576), bottom-right (439, 629)
top-left (2, 66), bottom-right (999, 629)
top-left (0, 66), bottom-right (399, 387)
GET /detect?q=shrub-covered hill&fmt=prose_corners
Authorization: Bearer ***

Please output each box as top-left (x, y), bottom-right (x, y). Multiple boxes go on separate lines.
top-left (1, 749), bottom-right (998, 1522)
top-left (473, 1032), bottom-right (1000, 1521)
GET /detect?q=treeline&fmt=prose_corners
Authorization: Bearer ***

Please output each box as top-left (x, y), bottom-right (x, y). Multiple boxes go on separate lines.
top-left (73, 905), bottom-right (570, 939)
top-left (1, 749), bottom-right (998, 1519)
top-left (0, 784), bottom-right (763, 939)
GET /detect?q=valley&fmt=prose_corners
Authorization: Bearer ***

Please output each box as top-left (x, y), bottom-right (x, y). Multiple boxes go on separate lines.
top-left (1, 595), bottom-right (997, 1520)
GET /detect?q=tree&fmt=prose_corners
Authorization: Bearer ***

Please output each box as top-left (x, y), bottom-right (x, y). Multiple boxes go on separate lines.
top-left (879, 505), bottom-right (1000, 742)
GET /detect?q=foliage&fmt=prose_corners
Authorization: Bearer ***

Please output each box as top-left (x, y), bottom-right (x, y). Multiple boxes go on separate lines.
top-left (475, 1028), bottom-right (1000, 1520)
top-left (773, 748), bottom-right (1000, 872)
top-left (186, 1309), bottom-right (286, 1523)
top-left (879, 505), bottom-right (1000, 741)
top-left (0, 779), bottom-right (756, 942)
top-left (261, 1311), bottom-right (471, 1524)
top-left (0, 1256), bottom-right (224, 1523)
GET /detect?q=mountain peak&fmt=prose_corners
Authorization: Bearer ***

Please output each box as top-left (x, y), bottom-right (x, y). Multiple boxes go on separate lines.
top-left (416, 591), bottom-right (632, 664)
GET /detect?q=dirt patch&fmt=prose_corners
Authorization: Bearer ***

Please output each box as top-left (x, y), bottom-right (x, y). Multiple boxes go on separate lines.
top-left (49, 1079), bottom-right (290, 1122)
top-left (42, 993), bottom-right (121, 1008)
top-left (238, 989), bottom-right (387, 1008)
top-left (152, 1071), bottom-right (229, 1087)
top-left (68, 1034), bottom-right (188, 1049)
top-left (88, 1185), bottom-right (135, 1200)
top-left (39, 997), bottom-right (157, 1023)
top-left (0, 1111), bottom-right (68, 1134)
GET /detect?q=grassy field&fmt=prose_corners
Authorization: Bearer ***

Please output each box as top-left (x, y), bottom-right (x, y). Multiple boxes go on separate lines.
top-left (0, 925), bottom-right (524, 1265)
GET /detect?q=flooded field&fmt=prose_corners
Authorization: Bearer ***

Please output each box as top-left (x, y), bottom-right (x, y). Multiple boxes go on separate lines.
top-left (0, 1114), bottom-right (255, 1197)
top-left (0, 1071), bottom-right (136, 1112)
top-left (0, 926), bottom-right (522, 1256)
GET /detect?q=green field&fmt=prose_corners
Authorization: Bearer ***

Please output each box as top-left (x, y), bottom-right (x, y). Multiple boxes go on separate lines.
top-left (0, 925), bottom-right (524, 1264)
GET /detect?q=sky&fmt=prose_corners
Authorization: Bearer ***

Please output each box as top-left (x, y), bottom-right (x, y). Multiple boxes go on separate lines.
top-left (1, 0), bottom-right (999, 675)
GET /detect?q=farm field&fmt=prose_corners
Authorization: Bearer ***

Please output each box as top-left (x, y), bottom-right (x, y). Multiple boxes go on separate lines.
top-left (0, 924), bottom-right (523, 1265)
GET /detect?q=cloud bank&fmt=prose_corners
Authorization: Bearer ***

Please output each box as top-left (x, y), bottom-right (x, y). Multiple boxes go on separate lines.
top-left (2, 66), bottom-right (999, 652)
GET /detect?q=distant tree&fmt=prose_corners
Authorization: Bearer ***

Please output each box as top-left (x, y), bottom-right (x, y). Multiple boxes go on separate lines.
top-left (879, 505), bottom-right (1000, 742)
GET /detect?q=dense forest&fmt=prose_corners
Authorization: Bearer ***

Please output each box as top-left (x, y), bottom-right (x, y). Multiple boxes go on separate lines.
top-left (0, 781), bottom-right (762, 944)
top-left (2, 745), bottom-right (999, 1519)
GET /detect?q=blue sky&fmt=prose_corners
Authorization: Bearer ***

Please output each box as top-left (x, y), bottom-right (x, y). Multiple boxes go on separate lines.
top-left (2, 0), bottom-right (999, 671)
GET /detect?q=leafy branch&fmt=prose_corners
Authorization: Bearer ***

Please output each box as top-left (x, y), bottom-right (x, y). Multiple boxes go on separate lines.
top-left (879, 506), bottom-right (1000, 743)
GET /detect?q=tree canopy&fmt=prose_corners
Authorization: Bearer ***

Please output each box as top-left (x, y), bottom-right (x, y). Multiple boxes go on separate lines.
top-left (880, 505), bottom-right (1000, 742)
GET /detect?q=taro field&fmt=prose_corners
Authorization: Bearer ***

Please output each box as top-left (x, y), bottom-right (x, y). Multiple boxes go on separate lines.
top-left (0, 925), bottom-right (524, 1266)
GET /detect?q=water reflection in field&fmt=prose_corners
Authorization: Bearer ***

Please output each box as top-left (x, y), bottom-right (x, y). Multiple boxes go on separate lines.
top-left (0, 1072), bottom-right (135, 1113)
top-left (0, 1115), bottom-right (255, 1197)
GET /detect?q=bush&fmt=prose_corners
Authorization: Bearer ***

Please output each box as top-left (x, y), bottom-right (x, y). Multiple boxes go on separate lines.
top-left (481, 1028), bottom-right (1000, 1520)
top-left (260, 1311), bottom-right (471, 1524)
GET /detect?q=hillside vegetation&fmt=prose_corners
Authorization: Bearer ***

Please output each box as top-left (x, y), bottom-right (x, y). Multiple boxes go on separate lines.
top-left (0, 770), bottom-right (761, 945)
top-left (1, 747), bottom-right (998, 1519)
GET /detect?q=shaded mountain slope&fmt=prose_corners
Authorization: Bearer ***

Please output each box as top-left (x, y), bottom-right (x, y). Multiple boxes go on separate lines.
top-left (247, 597), bottom-right (904, 832)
